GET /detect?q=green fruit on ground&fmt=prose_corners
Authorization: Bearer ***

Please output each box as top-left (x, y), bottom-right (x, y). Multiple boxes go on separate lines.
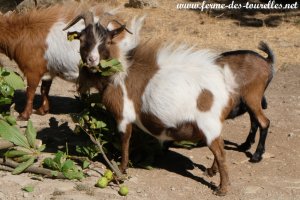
top-left (104, 169), bottom-right (113, 181)
top-left (96, 177), bottom-right (108, 188)
top-left (118, 186), bottom-right (129, 196)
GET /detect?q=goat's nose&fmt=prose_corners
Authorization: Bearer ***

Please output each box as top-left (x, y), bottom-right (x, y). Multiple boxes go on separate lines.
top-left (88, 56), bottom-right (96, 63)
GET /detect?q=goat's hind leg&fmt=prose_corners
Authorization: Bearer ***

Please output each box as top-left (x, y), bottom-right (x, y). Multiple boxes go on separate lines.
top-left (209, 136), bottom-right (229, 196)
top-left (247, 100), bottom-right (270, 162)
top-left (36, 79), bottom-right (52, 115)
top-left (238, 112), bottom-right (258, 151)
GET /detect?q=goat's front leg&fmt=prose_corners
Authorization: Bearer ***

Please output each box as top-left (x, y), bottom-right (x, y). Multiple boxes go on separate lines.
top-left (119, 124), bottom-right (132, 173)
top-left (36, 79), bottom-right (52, 115)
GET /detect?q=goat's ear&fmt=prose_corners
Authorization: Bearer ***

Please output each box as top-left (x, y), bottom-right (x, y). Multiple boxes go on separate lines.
top-left (67, 31), bottom-right (81, 41)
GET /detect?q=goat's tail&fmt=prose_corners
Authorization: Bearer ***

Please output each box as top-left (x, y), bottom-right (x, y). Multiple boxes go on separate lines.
top-left (258, 41), bottom-right (275, 65)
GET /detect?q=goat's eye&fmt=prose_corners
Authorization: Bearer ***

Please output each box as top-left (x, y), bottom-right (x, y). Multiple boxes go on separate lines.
top-left (107, 40), bottom-right (112, 45)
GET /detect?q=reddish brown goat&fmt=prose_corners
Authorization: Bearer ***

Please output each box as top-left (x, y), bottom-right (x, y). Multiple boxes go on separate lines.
top-left (0, 3), bottom-right (109, 120)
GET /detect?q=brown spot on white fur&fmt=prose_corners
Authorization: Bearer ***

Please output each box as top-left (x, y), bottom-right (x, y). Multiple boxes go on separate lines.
top-left (197, 89), bottom-right (214, 112)
top-left (125, 42), bottom-right (161, 113)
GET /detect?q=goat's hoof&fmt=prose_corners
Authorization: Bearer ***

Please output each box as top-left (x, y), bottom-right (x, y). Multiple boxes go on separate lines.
top-left (238, 142), bottom-right (251, 151)
top-left (213, 187), bottom-right (227, 196)
top-left (204, 168), bottom-right (217, 177)
top-left (35, 107), bottom-right (49, 115)
top-left (249, 153), bottom-right (263, 163)
top-left (17, 114), bottom-right (30, 121)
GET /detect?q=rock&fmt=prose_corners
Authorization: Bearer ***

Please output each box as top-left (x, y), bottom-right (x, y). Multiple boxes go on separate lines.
top-left (287, 132), bottom-right (294, 138)
top-left (16, 0), bottom-right (66, 11)
top-left (125, 0), bottom-right (159, 8)
top-left (23, 192), bottom-right (29, 198)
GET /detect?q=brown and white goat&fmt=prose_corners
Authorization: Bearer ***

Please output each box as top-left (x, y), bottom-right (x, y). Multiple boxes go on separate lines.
top-left (0, 3), bottom-right (116, 120)
top-left (64, 13), bottom-right (274, 195)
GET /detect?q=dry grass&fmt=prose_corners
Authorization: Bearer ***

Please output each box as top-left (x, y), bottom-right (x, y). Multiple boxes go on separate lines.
top-left (114, 0), bottom-right (300, 70)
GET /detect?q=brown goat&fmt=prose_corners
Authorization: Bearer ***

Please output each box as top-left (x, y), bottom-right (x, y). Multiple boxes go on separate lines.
top-left (0, 3), bottom-right (112, 120)
top-left (64, 13), bottom-right (274, 195)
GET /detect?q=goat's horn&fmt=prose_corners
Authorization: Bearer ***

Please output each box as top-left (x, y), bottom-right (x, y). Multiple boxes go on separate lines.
top-left (63, 11), bottom-right (94, 31)
top-left (112, 20), bottom-right (133, 34)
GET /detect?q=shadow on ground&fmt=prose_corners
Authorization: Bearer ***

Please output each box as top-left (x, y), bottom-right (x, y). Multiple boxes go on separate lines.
top-left (13, 90), bottom-right (83, 115)
top-left (154, 149), bottom-right (218, 191)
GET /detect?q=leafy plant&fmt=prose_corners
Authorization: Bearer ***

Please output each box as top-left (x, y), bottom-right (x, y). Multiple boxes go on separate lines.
top-left (0, 119), bottom-right (45, 174)
top-left (0, 67), bottom-right (25, 114)
top-left (43, 151), bottom-right (84, 180)
top-left (71, 94), bottom-right (163, 169)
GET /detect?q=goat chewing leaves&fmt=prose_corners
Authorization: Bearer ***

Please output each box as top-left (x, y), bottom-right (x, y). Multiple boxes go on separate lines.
top-left (99, 59), bottom-right (123, 76)
top-left (79, 59), bottom-right (123, 76)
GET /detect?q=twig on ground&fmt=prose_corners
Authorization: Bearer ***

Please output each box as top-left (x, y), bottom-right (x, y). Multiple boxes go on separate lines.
top-left (0, 158), bottom-right (66, 179)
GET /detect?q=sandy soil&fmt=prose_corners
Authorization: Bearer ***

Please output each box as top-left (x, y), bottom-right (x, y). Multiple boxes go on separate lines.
top-left (0, 0), bottom-right (299, 199)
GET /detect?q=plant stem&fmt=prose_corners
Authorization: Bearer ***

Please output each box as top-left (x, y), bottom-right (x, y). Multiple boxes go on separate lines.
top-left (82, 129), bottom-right (125, 180)
top-left (0, 158), bottom-right (66, 179)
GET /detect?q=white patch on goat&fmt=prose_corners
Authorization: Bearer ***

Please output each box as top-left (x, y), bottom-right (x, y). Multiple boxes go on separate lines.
top-left (44, 21), bottom-right (84, 82)
top-left (118, 82), bottom-right (136, 133)
top-left (44, 15), bottom-right (101, 81)
top-left (141, 45), bottom-right (236, 145)
top-left (87, 40), bottom-right (101, 67)
top-left (112, 16), bottom-right (146, 85)
top-left (42, 72), bottom-right (52, 81)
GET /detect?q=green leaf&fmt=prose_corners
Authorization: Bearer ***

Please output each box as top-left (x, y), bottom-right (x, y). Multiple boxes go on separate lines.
top-left (53, 151), bottom-right (67, 169)
top-left (2, 69), bottom-right (25, 90)
top-left (43, 157), bottom-right (60, 171)
top-left (4, 116), bottom-right (17, 125)
top-left (4, 150), bottom-right (29, 158)
top-left (14, 154), bottom-right (33, 163)
top-left (0, 97), bottom-right (12, 106)
top-left (22, 186), bottom-right (34, 193)
top-left (25, 120), bottom-right (37, 149)
top-left (83, 160), bottom-right (90, 169)
top-left (61, 159), bottom-right (75, 171)
top-left (12, 157), bottom-right (35, 175)
top-left (95, 121), bottom-right (106, 129)
top-left (62, 159), bottom-right (84, 180)
top-left (0, 120), bottom-right (31, 149)
top-left (0, 83), bottom-right (14, 97)
top-left (51, 171), bottom-right (58, 177)
top-left (38, 144), bottom-right (46, 152)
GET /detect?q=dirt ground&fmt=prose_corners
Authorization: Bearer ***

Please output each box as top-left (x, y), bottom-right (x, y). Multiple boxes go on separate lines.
top-left (0, 0), bottom-right (300, 199)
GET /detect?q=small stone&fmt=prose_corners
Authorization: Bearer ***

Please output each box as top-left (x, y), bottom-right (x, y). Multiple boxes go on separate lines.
top-left (23, 192), bottom-right (29, 198)
top-left (288, 132), bottom-right (294, 138)
top-left (170, 186), bottom-right (176, 191)
top-left (206, 155), bottom-right (213, 160)
top-left (262, 152), bottom-right (275, 159)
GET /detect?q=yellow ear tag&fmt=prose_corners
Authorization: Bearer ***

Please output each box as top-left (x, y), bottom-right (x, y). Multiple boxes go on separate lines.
top-left (67, 33), bottom-right (78, 41)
